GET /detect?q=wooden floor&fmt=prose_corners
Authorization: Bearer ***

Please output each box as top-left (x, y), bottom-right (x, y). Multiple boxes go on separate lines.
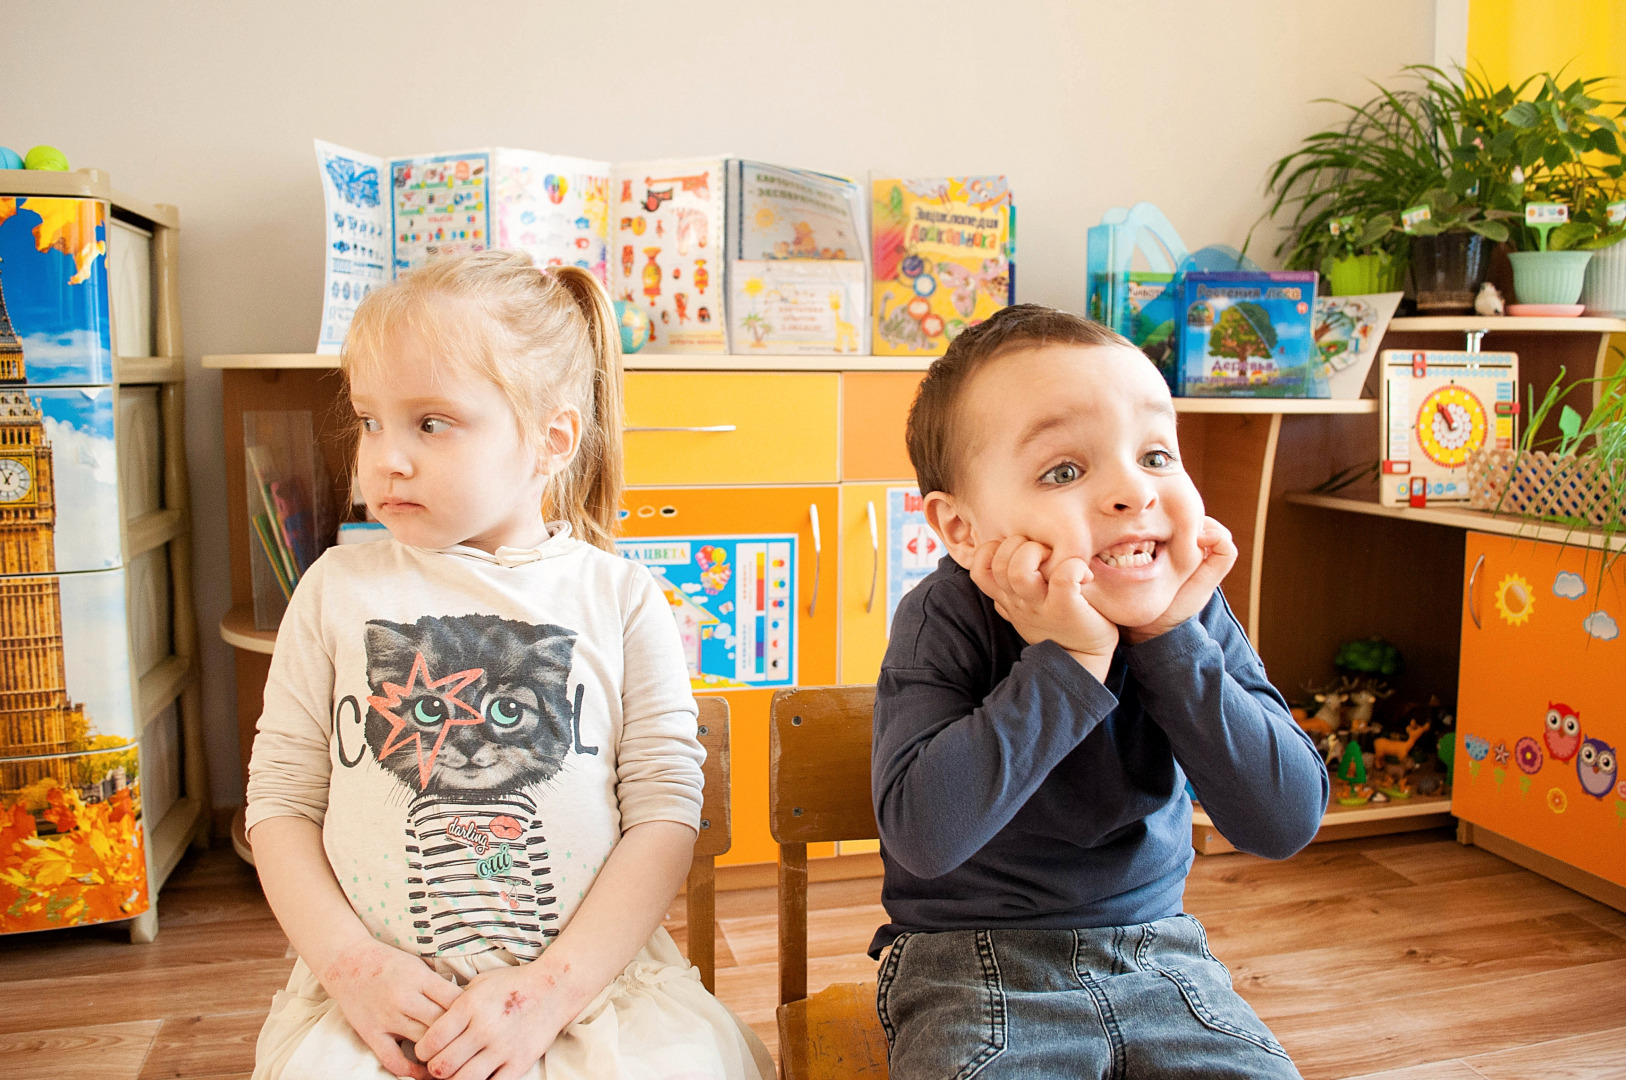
top-left (2, 828), bottom-right (1625, 1079)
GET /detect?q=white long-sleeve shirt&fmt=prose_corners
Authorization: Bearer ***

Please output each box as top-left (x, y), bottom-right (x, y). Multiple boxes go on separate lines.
top-left (245, 525), bottom-right (703, 961)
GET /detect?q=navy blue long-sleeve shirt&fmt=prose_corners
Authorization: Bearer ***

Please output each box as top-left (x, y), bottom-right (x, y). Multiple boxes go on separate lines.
top-left (869, 556), bottom-right (1329, 956)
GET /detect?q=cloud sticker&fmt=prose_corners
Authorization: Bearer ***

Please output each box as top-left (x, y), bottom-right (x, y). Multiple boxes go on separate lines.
top-left (1583, 610), bottom-right (1619, 641)
top-left (1553, 571), bottom-right (1587, 600)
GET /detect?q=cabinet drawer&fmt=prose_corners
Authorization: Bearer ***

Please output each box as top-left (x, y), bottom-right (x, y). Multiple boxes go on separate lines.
top-left (842, 371), bottom-right (923, 481)
top-left (624, 372), bottom-right (839, 486)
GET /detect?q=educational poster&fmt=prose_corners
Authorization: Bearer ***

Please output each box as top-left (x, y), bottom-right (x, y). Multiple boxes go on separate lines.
top-left (732, 160), bottom-right (865, 263)
top-left (611, 158), bottom-right (727, 352)
top-left (493, 150), bottom-right (611, 285)
top-left (1312, 292), bottom-right (1402, 399)
top-left (616, 535), bottom-right (797, 689)
top-left (0, 196), bottom-right (112, 384)
top-left (886, 487), bottom-right (940, 632)
top-left (0, 567), bottom-right (146, 933)
top-left (872, 176), bottom-right (1012, 356)
top-left (729, 260), bottom-right (866, 354)
top-left (391, 150), bottom-right (492, 273)
top-left (315, 140), bottom-right (388, 353)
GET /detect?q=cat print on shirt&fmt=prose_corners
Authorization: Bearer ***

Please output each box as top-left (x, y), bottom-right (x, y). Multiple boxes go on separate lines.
top-left (357, 613), bottom-right (587, 959)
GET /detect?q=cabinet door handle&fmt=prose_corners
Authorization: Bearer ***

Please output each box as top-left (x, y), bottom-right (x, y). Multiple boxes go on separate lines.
top-left (624, 424), bottom-right (737, 433)
top-left (865, 500), bottom-right (879, 614)
top-left (808, 502), bottom-right (821, 618)
top-left (1468, 552), bottom-right (1485, 629)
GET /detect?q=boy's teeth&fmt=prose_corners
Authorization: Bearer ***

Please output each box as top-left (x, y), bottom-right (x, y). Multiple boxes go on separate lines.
top-left (1097, 540), bottom-right (1156, 568)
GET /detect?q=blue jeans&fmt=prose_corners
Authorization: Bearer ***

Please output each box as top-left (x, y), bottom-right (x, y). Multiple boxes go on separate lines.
top-left (876, 915), bottom-right (1300, 1080)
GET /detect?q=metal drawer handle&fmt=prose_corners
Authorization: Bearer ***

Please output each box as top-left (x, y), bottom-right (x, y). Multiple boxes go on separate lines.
top-left (865, 500), bottom-right (879, 613)
top-left (808, 502), bottom-right (821, 618)
top-left (625, 424), bottom-right (737, 433)
top-left (1468, 552), bottom-right (1485, 629)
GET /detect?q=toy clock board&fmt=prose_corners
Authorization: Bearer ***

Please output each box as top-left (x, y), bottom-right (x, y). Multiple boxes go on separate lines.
top-left (1380, 350), bottom-right (1518, 507)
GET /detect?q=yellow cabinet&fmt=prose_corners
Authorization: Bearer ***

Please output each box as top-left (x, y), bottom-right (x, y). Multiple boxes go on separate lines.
top-left (623, 372), bottom-right (839, 486)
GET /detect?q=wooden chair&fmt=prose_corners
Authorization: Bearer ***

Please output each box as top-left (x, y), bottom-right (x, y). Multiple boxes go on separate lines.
top-left (687, 696), bottom-right (732, 993)
top-left (770, 686), bottom-right (889, 1079)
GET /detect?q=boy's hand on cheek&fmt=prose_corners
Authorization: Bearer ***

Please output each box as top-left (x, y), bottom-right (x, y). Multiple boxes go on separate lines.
top-left (1124, 517), bottom-right (1237, 644)
top-left (970, 536), bottom-right (1119, 682)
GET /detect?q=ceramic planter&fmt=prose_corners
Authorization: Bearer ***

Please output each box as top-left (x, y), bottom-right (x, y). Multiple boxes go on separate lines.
top-left (1579, 240), bottom-right (1626, 316)
top-left (1410, 233), bottom-right (1490, 313)
top-left (1324, 252), bottom-right (1406, 296)
top-left (1508, 250), bottom-right (1594, 306)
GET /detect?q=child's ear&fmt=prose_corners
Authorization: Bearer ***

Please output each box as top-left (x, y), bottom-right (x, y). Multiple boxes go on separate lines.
top-left (923, 491), bottom-right (977, 569)
top-left (538, 407), bottom-right (583, 476)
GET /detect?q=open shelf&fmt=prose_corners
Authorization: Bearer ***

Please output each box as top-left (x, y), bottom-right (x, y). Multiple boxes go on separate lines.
top-left (1389, 315), bottom-right (1626, 334)
top-left (220, 602), bottom-right (277, 655)
top-left (1284, 491), bottom-right (1626, 553)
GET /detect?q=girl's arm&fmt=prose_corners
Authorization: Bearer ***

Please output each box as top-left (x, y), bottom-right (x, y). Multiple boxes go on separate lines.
top-left (251, 816), bottom-right (461, 1080)
top-left (413, 819), bottom-right (696, 1079)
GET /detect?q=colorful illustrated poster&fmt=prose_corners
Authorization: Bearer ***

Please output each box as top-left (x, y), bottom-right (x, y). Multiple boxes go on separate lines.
top-left (731, 160), bottom-right (865, 263)
top-left (616, 534), bottom-right (797, 689)
top-left (730, 260), bottom-right (866, 354)
top-left (611, 158), bottom-right (727, 352)
top-left (1312, 292), bottom-right (1402, 399)
top-left (23, 387), bottom-right (122, 572)
top-left (493, 150), bottom-right (611, 285)
top-left (391, 150), bottom-right (492, 273)
top-left (886, 487), bottom-right (941, 633)
top-left (872, 176), bottom-right (1012, 357)
top-left (316, 140), bottom-right (388, 353)
top-left (0, 196), bottom-right (111, 384)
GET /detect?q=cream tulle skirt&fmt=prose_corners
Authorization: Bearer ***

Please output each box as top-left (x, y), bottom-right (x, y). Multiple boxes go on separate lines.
top-left (252, 928), bottom-right (773, 1080)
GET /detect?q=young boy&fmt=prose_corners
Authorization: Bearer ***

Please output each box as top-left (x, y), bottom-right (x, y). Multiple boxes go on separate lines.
top-left (871, 305), bottom-right (1329, 1079)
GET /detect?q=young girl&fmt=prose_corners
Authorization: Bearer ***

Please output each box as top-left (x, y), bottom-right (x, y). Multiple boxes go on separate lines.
top-left (245, 251), bottom-right (774, 1080)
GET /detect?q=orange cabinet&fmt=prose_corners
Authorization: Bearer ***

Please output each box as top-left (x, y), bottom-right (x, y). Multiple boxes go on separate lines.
top-left (841, 371), bottom-right (922, 481)
top-left (620, 485), bottom-right (839, 865)
top-left (1455, 532), bottom-right (1625, 889)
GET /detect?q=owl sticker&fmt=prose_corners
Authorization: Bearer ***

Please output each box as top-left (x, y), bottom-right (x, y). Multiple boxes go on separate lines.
top-left (1576, 738), bottom-right (1617, 799)
top-left (1543, 703), bottom-right (1582, 762)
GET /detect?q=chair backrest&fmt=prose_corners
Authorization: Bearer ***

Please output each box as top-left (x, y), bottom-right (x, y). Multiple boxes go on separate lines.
top-left (769, 685), bottom-right (878, 1007)
top-left (687, 696), bottom-right (731, 993)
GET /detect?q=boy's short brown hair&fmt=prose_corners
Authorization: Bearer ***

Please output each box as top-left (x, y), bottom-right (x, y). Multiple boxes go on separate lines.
top-left (905, 304), bottom-right (1134, 495)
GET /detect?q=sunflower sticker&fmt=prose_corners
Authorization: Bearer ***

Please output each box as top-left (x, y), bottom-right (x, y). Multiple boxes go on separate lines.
top-left (1495, 573), bottom-right (1534, 626)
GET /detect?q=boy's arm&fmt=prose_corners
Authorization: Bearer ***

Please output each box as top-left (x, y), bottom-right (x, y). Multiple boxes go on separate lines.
top-left (1127, 592), bottom-right (1329, 859)
top-left (872, 582), bottom-right (1118, 880)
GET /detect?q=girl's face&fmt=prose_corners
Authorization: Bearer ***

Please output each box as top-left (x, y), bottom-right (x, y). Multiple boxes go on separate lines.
top-left (350, 326), bottom-right (571, 553)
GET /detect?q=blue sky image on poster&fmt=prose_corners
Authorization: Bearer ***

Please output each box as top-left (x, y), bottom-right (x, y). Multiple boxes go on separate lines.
top-left (887, 487), bottom-right (942, 633)
top-left (617, 535), bottom-right (797, 690)
top-left (0, 197), bottom-right (112, 384)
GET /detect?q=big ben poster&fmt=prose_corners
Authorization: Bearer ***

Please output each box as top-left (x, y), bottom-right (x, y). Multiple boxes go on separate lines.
top-left (0, 196), bottom-right (144, 933)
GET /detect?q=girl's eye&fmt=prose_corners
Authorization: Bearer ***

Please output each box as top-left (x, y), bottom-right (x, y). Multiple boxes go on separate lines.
top-left (421, 418), bottom-right (450, 434)
top-left (1141, 450), bottom-right (1175, 469)
top-left (412, 697), bottom-right (449, 726)
top-left (358, 417), bottom-right (380, 433)
top-left (1041, 462), bottom-right (1080, 486)
top-left (485, 697), bottom-right (524, 727)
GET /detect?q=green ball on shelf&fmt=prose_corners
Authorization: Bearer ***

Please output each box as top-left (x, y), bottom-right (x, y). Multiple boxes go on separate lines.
top-left (23, 145), bottom-right (69, 171)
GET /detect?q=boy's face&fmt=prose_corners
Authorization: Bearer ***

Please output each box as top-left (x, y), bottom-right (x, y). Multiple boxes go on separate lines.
top-left (928, 343), bottom-right (1206, 630)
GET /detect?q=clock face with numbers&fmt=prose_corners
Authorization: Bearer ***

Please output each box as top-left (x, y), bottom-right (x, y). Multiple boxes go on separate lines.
top-left (0, 458), bottom-right (31, 503)
top-left (1415, 384), bottom-right (1488, 467)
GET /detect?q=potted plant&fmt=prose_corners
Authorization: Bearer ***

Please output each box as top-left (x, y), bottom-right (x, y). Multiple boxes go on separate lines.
top-left (1385, 185), bottom-right (1515, 312)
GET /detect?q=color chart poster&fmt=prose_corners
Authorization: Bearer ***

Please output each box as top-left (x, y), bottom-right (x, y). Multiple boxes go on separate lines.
top-left (616, 534), bottom-right (797, 690)
top-left (887, 487), bottom-right (940, 633)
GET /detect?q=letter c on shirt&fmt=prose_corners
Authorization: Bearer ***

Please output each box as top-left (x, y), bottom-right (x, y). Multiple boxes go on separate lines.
top-left (335, 695), bottom-right (367, 768)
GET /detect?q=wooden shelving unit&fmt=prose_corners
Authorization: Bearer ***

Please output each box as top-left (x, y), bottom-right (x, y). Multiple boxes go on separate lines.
top-left (1285, 492), bottom-right (1626, 553)
top-left (1192, 795), bottom-right (1454, 855)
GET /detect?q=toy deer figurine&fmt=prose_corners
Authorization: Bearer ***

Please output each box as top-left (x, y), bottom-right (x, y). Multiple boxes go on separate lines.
top-left (1344, 685), bottom-right (1393, 740)
top-left (1373, 719), bottom-right (1430, 768)
top-left (1298, 692), bottom-right (1344, 738)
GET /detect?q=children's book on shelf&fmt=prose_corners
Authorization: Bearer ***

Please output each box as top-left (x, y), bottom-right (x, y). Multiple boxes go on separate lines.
top-left (871, 176), bottom-right (1014, 357)
top-left (1176, 271), bottom-right (1320, 396)
top-left (315, 140), bottom-right (611, 352)
top-left (1379, 349), bottom-right (1518, 507)
top-left (610, 157), bottom-right (728, 353)
top-left (724, 160), bottom-right (868, 355)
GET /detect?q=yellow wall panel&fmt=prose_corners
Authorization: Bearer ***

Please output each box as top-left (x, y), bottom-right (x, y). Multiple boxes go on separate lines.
top-left (624, 372), bottom-right (839, 486)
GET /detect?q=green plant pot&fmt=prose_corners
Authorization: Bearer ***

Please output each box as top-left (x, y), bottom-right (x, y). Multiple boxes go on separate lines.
top-left (1579, 240), bottom-right (1626, 315)
top-left (1324, 252), bottom-right (1406, 296)
top-left (1508, 250), bottom-right (1594, 306)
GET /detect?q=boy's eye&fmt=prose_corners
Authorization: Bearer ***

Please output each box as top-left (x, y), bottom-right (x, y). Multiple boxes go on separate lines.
top-left (421, 417), bottom-right (450, 434)
top-left (1140, 450), bottom-right (1175, 469)
top-left (1041, 462), bottom-right (1081, 486)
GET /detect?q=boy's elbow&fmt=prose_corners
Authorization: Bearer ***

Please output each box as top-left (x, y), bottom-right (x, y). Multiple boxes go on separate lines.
top-left (875, 797), bottom-right (973, 879)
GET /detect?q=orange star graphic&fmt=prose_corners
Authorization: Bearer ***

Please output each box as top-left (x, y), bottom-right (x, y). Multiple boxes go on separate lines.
top-left (366, 651), bottom-right (484, 789)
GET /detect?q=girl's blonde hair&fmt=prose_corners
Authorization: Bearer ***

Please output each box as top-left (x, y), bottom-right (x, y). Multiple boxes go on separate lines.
top-left (342, 250), bottom-right (624, 551)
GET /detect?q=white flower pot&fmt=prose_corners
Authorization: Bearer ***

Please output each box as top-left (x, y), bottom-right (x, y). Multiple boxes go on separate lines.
top-left (1580, 240), bottom-right (1626, 316)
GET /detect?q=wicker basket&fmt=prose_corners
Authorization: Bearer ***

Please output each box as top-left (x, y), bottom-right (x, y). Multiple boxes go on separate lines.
top-left (1466, 448), bottom-right (1626, 528)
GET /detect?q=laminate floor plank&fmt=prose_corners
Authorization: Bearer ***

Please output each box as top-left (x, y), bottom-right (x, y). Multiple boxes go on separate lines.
top-left (1460, 1024), bottom-right (1626, 1079)
top-left (0, 958), bottom-right (296, 1037)
top-left (1342, 1063), bottom-right (1484, 1080)
top-left (136, 1011), bottom-right (264, 1079)
top-left (0, 1019), bottom-right (162, 1080)
top-left (1359, 837), bottom-right (1513, 885)
top-left (1183, 846), bottom-right (1414, 913)
top-left (719, 903), bottom-right (890, 967)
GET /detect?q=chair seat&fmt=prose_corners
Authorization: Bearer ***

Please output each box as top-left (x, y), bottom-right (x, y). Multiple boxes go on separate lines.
top-left (775, 981), bottom-right (888, 1080)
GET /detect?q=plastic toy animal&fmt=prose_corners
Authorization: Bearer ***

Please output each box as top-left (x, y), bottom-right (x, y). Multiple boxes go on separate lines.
top-left (1298, 692), bottom-right (1344, 737)
top-left (1577, 738), bottom-right (1617, 798)
top-left (1544, 703), bottom-right (1582, 762)
top-left (1473, 281), bottom-right (1505, 317)
top-left (1374, 720), bottom-right (1430, 768)
top-left (1344, 686), bottom-right (1392, 740)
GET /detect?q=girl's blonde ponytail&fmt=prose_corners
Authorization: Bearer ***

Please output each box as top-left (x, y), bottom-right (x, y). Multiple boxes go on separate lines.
top-left (545, 266), bottom-right (624, 552)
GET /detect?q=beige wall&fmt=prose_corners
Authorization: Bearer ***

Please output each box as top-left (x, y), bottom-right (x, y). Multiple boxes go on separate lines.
top-left (3, 1), bottom-right (1435, 808)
